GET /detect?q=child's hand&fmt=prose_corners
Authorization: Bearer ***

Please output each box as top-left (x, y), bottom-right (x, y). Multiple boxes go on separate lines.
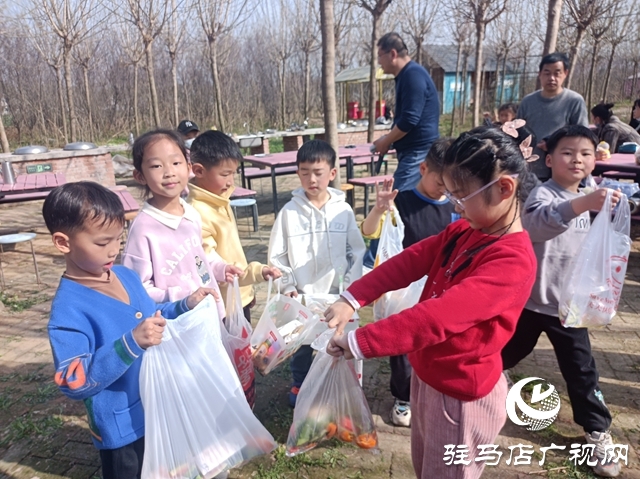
top-left (327, 332), bottom-right (354, 359)
top-left (482, 111), bottom-right (491, 119)
top-left (133, 311), bottom-right (166, 349)
top-left (325, 298), bottom-right (356, 335)
top-left (262, 266), bottom-right (282, 281)
top-left (186, 287), bottom-right (220, 309)
top-left (374, 178), bottom-right (398, 212)
top-left (224, 264), bottom-right (244, 283)
top-left (572, 188), bottom-right (622, 215)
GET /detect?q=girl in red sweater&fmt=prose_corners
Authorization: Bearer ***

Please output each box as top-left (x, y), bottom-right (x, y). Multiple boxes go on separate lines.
top-left (326, 126), bottom-right (537, 479)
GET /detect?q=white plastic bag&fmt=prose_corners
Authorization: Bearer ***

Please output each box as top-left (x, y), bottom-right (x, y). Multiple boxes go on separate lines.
top-left (286, 330), bottom-right (378, 456)
top-left (140, 296), bottom-right (276, 479)
top-left (299, 293), bottom-right (359, 345)
top-left (250, 279), bottom-right (320, 375)
top-left (373, 210), bottom-right (427, 320)
top-left (221, 276), bottom-right (256, 408)
top-left (559, 189), bottom-right (631, 328)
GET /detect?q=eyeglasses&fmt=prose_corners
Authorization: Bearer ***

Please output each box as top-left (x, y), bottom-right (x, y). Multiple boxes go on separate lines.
top-left (444, 174), bottom-right (519, 211)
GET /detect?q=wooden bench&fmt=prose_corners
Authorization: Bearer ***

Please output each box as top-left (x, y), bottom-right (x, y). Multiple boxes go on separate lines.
top-left (348, 175), bottom-right (393, 215)
top-left (243, 166), bottom-right (298, 190)
top-left (230, 186), bottom-right (257, 199)
top-left (601, 171), bottom-right (637, 180)
top-left (0, 172), bottom-right (67, 203)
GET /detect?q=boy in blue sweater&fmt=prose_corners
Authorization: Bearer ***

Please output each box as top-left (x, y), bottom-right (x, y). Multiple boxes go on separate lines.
top-left (44, 182), bottom-right (217, 479)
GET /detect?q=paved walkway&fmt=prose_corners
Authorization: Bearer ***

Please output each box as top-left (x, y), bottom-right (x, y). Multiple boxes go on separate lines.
top-left (0, 167), bottom-right (639, 478)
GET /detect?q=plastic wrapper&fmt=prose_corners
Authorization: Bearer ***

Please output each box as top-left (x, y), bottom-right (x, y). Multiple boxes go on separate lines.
top-left (220, 276), bottom-right (256, 407)
top-left (299, 293), bottom-right (359, 345)
top-left (373, 209), bottom-right (426, 320)
top-left (140, 296), bottom-right (276, 478)
top-left (559, 189), bottom-right (631, 328)
top-left (286, 330), bottom-right (378, 456)
top-left (250, 278), bottom-right (320, 375)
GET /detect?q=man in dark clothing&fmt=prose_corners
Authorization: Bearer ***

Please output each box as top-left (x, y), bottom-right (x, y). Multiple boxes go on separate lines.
top-left (373, 32), bottom-right (439, 192)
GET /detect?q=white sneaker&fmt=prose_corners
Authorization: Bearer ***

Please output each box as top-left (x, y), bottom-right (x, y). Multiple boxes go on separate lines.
top-left (391, 399), bottom-right (411, 427)
top-left (584, 431), bottom-right (621, 477)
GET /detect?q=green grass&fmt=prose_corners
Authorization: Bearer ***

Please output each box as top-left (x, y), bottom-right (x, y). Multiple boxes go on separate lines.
top-left (1, 413), bottom-right (64, 445)
top-left (23, 384), bottom-right (60, 404)
top-left (0, 291), bottom-right (50, 312)
top-left (254, 444), bottom-right (348, 479)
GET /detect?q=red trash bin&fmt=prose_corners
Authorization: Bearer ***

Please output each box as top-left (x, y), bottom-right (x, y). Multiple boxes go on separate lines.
top-left (347, 101), bottom-right (359, 120)
top-left (376, 100), bottom-right (386, 118)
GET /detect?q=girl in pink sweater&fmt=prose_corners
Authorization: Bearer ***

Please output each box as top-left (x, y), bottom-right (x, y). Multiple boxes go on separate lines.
top-left (326, 126), bottom-right (538, 479)
top-left (122, 129), bottom-right (242, 321)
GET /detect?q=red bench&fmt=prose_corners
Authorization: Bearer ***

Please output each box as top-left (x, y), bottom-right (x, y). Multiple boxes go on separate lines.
top-left (243, 166), bottom-right (298, 190)
top-left (230, 186), bottom-right (257, 199)
top-left (348, 175), bottom-right (393, 215)
top-left (0, 172), bottom-right (67, 203)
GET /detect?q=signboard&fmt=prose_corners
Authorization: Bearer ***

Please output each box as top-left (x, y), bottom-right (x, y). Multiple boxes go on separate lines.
top-left (26, 164), bottom-right (52, 174)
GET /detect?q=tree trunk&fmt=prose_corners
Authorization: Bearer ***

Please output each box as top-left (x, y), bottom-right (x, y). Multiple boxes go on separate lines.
top-left (145, 42), bottom-right (161, 128)
top-left (566, 27), bottom-right (586, 88)
top-left (461, 52), bottom-right (469, 125)
top-left (449, 40), bottom-right (463, 137)
top-left (414, 35), bottom-right (423, 65)
top-left (472, 22), bottom-right (485, 126)
top-left (207, 39), bottom-right (226, 132)
top-left (0, 112), bottom-right (9, 153)
top-left (601, 44), bottom-right (617, 102)
top-left (82, 65), bottom-right (94, 141)
top-left (304, 50), bottom-right (311, 119)
top-left (171, 51), bottom-right (179, 127)
top-left (587, 42), bottom-right (598, 108)
top-left (521, 48), bottom-right (528, 99)
top-left (56, 67), bottom-right (69, 143)
top-left (543, 0), bottom-right (563, 56)
top-left (134, 63), bottom-right (140, 136)
top-left (279, 58), bottom-right (287, 130)
top-left (63, 44), bottom-right (77, 142)
top-left (368, 14), bottom-right (381, 142)
top-left (321, 0), bottom-right (340, 187)
top-left (499, 51), bottom-right (508, 105)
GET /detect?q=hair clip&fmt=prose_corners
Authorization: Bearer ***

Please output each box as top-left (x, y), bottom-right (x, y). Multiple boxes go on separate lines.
top-left (501, 119), bottom-right (526, 138)
top-left (520, 135), bottom-right (539, 163)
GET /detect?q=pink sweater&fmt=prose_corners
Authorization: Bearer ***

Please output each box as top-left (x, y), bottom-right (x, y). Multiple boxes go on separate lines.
top-left (122, 199), bottom-right (227, 320)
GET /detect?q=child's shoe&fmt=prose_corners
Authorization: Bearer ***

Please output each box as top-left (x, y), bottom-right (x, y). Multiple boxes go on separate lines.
top-left (288, 384), bottom-right (301, 408)
top-left (584, 430), bottom-right (621, 477)
top-left (391, 399), bottom-right (411, 427)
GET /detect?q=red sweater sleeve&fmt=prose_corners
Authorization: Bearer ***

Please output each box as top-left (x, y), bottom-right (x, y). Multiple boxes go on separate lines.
top-left (347, 226), bottom-right (450, 306)
top-left (353, 236), bottom-right (536, 359)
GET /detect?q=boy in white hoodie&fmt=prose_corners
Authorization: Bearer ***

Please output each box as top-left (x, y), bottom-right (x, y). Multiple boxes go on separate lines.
top-left (268, 140), bottom-right (366, 407)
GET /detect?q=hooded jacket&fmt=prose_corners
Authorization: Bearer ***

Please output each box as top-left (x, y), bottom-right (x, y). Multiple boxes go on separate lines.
top-left (598, 115), bottom-right (640, 152)
top-left (268, 187), bottom-right (366, 295)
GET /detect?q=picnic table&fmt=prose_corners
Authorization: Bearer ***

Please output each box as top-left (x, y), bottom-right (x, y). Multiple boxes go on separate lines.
top-left (242, 144), bottom-right (388, 215)
top-left (592, 153), bottom-right (640, 183)
top-left (0, 172), bottom-right (67, 202)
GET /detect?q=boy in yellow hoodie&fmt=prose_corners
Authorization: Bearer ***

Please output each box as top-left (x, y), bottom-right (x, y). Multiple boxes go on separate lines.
top-left (187, 131), bottom-right (281, 318)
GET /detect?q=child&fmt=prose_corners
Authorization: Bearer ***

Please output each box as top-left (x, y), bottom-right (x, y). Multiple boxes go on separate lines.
top-left (44, 182), bottom-right (217, 479)
top-left (122, 129), bottom-right (241, 323)
top-left (360, 138), bottom-right (458, 427)
top-left (187, 130), bottom-right (281, 319)
top-left (268, 139), bottom-right (366, 407)
top-left (502, 125), bottom-right (622, 478)
top-left (324, 126), bottom-right (537, 479)
top-left (483, 102), bottom-right (518, 127)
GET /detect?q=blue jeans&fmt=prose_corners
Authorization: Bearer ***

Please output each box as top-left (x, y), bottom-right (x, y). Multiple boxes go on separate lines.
top-left (393, 146), bottom-right (431, 192)
top-left (290, 345), bottom-right (314, 386)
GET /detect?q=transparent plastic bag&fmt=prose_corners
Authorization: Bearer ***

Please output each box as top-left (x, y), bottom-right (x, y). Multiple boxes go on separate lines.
top-left (286, 330), bottom-right (378, 456)
top-left (221, 276), bottom-right (256, 407)
top-left (299, 293), bottom-right (359, 345)
top-left (250, 278), bottom-right (320, 375)
top-left (140, 296), bottom-right (276, 479)
top-left (559, 189), bottom-right (631, 328)
top-left (373, 210), bottom-right (426, 320)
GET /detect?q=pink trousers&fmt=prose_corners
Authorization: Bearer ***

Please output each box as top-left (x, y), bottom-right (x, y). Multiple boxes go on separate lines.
top-left (410, 373), bottom-right (508, 479)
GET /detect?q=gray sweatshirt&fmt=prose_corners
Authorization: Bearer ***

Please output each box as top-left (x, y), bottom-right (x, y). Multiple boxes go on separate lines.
top-left (522, 179), bottom-right (590, 317)
top-left (517, 89), bottom-right (589, 180)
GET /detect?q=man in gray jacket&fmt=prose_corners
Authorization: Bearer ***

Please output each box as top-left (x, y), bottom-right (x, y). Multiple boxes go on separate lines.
top-left (517, 53), bottom-right (588, 181)
top-left (502, 125), bottom-right (623, 478)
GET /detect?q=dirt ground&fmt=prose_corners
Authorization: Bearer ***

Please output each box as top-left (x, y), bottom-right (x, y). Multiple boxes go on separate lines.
top-left (1, 165), bottom-right (640, 479)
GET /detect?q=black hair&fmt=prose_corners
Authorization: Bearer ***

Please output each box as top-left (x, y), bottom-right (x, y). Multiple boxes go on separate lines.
top-left (631, 99), bottom-right (640, 123)
top-left (498, 103), bottom-right (518, 115)
top-left (444, 126), bottom-right (536, 204)
top-left (42, 182), bottom-right (124, 235)
top-left (296, 139), bottom-right (336, 168)
top-left (424, 138), bottom-right (453, 174)
top-left (546, 125), bottom-right (598, 154)
top-left (591, 102), bottom-right (615, 123)
top-left (539, 52), bottom-right (570, 72)
top-left (190, 130), bottom-right (243, 168)
top-left (514, 123), bottom-right (537, 150)
top-left (377, 32), bottom-right (409, 57)
top-left (132, 129), bottom-right (187, 172)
